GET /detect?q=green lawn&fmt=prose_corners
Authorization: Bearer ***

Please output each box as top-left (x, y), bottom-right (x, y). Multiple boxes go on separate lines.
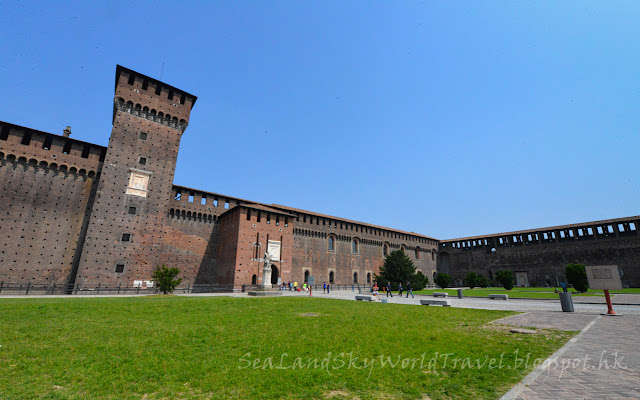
top-left (0, 296), bottom-right (574, 400)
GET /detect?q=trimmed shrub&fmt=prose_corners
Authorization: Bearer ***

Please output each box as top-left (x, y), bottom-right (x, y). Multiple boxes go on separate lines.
top-left (435, 273), bottom-right (451, 289)
top-left (565, 263), bottom-right (589, 293)
top-left (495, 270), bottom-right (514, 290)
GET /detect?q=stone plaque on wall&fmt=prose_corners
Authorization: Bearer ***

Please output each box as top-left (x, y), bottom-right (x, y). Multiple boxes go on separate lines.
top-left (267, 240), bottom-right (281, 261)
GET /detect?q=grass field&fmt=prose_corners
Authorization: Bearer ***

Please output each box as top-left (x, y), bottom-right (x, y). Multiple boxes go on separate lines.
top-left (0, 296), bottom-right (575, 400)
top-left (414, 287), bottom-right (640, 299)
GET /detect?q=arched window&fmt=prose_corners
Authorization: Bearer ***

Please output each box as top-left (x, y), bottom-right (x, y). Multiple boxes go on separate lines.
top-left (366, 273), bottom-right (371, 284)
top-left (329, 271), bottom-right (335, 284)
top-left (353, 272), bottom-right (358, 283)
top-left (252, 275), bottom-right (257, 285)
top-left (383, 243), bottom-right (389, 257)
top-left (415, 246), bottom-right (420, 259)
top-left (352, 239), bottom-right (359, 253)
top-left (400, 245), bottom-right (406, 253)
top-left (328, 236), bottom-right (335, 251)
top-left (431, 250), bottom-right (436, 260)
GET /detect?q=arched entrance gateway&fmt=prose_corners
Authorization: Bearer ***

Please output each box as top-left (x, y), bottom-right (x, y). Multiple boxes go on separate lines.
top-left (271, 264), bottom-right (279, 285)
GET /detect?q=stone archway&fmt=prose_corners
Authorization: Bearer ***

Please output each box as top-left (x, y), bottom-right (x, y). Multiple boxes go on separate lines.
top-left (271, 264), bottom-right (279, 285)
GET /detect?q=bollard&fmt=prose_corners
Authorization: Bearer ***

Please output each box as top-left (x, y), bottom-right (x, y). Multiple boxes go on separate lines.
top-left (457, 289), bottom-right (463, 299)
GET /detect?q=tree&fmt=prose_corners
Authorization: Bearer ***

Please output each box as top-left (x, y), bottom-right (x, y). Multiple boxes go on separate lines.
top-left (495, 270), bottom-right (514, 290)
top-left (465, 272), bottom-right (478, 289)
top-left (435, 273), bottom-right (451, 289)
top-left (375, 250), bottom-right (427, 290)
top-left (565, 263), bottom-right (589, 293)
top-left (152, 264), bottom-right (182, 294)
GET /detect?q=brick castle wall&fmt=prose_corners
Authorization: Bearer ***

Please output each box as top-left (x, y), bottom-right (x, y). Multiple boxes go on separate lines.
top-left (439, 217), bottom-right (640, 287)
top-left (0, 122), bottom-right (104, 285)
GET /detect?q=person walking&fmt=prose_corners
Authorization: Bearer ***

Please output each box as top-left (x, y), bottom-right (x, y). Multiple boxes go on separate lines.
top-left (398, 282), bottom-right (403, 297)
top-left (327, 283), bottom-right (330, 294)
top-left (386, 281), bottom-right (393, 297)
top-left (406, 281), bottom-right (414, 298)
top-left (561, 281), bottom-right (568, 293)
top-left (323, 282), bottom-right (327, 293)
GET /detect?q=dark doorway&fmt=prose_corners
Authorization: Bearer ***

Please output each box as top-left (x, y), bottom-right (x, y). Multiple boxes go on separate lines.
top-left (304, 270), bottom-right (310, 283)
top-left (367, 273), bottom-right (371, 284)
top-left (252, 274), bottom-right (257, 285)
top-left (353, 272), bottom-right (358, 283)
top-left (271, 264), bottom-right (279, 285)
top-left (329, 271), bottom-right (334, 284)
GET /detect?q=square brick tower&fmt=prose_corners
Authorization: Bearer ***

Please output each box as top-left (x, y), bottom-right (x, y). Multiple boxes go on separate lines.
top-left (76, 66), bottom-right (196, 285)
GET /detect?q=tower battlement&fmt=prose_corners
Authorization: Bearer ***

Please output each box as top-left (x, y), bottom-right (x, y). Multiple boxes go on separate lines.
top-left (113, 66), bottom-right (197, 130)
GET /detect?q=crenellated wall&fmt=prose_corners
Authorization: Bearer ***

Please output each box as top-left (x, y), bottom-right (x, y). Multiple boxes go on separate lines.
top-left (438, 216), bottom-right (640, 287)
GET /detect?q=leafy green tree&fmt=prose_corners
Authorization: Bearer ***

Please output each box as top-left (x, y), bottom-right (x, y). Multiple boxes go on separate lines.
top-left (152, 264), bottom-right (182, 294)
top-left (465, 272), bottom-right (478, 289)
top-left (375, 250), bottom-right (427, 290)
top-left (495, 270), bottom-right (514, 290)
top-left (435, 273), bottom-right (451, 289)
top-left (565, 263), bottom-right (589, 293)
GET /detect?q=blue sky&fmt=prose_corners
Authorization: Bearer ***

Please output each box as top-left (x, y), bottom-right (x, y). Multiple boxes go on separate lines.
top-left (1, 1), bottom-right (638, 239)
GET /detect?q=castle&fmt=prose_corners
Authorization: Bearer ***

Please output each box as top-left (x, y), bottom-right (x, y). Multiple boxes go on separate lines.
top-left (1, 66), bottom-right (638, 289)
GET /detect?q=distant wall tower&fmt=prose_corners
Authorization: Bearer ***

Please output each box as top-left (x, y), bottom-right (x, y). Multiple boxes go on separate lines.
top-left (76, 66), bottom-right (197, 285)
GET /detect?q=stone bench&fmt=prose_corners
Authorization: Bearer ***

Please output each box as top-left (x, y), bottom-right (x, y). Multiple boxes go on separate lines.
top-left (432, 292), bottom-right (449, 297)
top-left (489, 294), bottom-right (509, 300)
top-left (420, 299), bottom-right (451, 307)
top-left (355, 295), bottom-right (374, 301)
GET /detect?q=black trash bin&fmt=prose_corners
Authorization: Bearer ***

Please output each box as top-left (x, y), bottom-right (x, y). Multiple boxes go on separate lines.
top-left (559, 292), bottom-right (574, 312)
top-left (457, 289), bottom-right (464, 299)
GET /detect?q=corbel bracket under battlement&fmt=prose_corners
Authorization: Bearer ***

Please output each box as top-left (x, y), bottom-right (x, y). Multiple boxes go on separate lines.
top-left (113, 98), bottom-right (189, 132)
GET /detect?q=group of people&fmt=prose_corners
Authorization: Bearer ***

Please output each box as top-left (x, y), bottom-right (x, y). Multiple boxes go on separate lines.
top-left (282, 281), bottom-right (324, 293)
top-left (282, 281), bottom-right (308, 292)
top-left (370, 281), bottom-right (414, 300)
